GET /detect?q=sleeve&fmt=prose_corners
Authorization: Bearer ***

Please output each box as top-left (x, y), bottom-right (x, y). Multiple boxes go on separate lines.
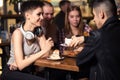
top-left (76, 30), bottom-right (101, 67)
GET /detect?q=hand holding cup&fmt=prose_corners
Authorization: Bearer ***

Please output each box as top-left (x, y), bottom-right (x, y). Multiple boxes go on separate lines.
top-left (70, 36), bottom-right (84, 47)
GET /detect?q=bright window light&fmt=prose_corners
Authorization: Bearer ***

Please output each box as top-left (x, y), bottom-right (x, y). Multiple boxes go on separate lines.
top-left (0, 0), bottom-right (3, 7)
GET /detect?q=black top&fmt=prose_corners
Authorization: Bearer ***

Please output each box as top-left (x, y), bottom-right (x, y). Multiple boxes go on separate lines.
top-left (77, 16), bottom-right (120, 80)
top-left (54, 11), bottom-right (65, 30)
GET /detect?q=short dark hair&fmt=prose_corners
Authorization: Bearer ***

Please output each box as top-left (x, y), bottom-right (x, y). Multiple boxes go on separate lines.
top-left (91, 0), bottom-right (117, 16)
top-left (59, 0), bottom-right (71, 8)
top-left (43, 1), bottom-right (53, 7)
top-left (21, 1), bottom-right (44, 17)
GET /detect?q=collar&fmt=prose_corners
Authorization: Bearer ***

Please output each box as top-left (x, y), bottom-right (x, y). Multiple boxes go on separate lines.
top-left (101, 16), bottom-right (119, 30)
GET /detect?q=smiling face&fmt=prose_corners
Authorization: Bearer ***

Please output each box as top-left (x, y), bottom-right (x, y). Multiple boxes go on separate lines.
top-left (43, 5), bottom-right (54, 21)
top-left (26, 7), bottom-right (43, 27)
top-left (68, 10), bottom-right (80, 28)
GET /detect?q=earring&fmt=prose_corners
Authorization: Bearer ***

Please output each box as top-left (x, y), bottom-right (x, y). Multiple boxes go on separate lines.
top-left (27, 18), bottom-right (30, 20)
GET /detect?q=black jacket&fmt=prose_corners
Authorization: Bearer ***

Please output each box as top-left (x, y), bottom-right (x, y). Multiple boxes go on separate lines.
top-left (54, 11), bottom-right (65, 30)
top-left (76, 16), bottom-right (120, 80)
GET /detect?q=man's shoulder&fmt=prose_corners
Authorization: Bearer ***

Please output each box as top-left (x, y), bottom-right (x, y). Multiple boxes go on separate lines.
top-left (102, 17), bottom-right (120, 31)
top-left (55, 11), bottom-right (64, 18)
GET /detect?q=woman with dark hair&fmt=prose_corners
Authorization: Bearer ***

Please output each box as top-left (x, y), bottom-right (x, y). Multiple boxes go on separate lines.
top-left (1, 1), bottom-right (54, 80)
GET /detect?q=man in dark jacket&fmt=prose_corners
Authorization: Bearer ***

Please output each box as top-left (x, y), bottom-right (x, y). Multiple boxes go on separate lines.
top-left (42, 1), bottom-right (59, 49)
top-left (70, 0), bottom-right (120, 80)
top-left (54, 0), bottom-right (71, 30)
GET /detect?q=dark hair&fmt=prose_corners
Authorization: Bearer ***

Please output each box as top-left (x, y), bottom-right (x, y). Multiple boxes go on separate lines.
top-left (59, 0), bottom-right (71, 8)
top-left (91, 0), bottom-right (117, 16)
top-left (43, 1), bottom-right (53, 7)
top-left (21, 1), bottom-right (44, 17)
top-left (64, 5), bottom-right (84, 36)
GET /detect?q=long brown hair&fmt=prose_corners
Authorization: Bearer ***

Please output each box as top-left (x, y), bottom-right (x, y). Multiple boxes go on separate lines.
top-left (64, 5), bottom-right (84, 37)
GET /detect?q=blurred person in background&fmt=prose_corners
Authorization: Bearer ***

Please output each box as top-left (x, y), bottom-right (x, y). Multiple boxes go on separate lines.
top-left (54, 5), bottom-right (91, 80)
top-left (41, 1), bottom-right (67, 80)
top-left (59, 5), bottom-right (92, 53)
top-left (70, 0), bottom-right (120, 80)
top-left (42, 1), bottom-right (59, 49)
top-left (64, 5), bottom-right (91, 38)
top-left (54, 0), bottom-right (71, 30)
top-left (1, 1), bottom-right (54, 80)
top-left (64, 5), bottom-right (91, 80)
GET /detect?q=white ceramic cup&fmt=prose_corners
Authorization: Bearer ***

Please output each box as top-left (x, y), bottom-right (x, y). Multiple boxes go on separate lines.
top-left (65, 38), bottom-right (72, 46)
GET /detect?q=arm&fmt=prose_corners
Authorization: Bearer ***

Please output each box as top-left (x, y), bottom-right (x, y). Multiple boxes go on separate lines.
top-left (37, 34), bottom-right (53, 58)
top-left (37, 34), bottom-right (46, 50)
top-left (12, 29), bottom-right (53, 70)
top-left (70, 36), bottom-right (85, 47)
top-left (76, 31), bottom-right (101, 66)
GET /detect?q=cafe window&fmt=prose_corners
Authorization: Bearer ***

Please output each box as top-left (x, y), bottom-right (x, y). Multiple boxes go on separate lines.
top-left (49, 0), bottom-right (92, 17)
top-left (0, 0), bottom-right (3, 14)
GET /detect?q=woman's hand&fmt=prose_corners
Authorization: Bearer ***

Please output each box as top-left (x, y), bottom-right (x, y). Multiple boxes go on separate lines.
top-left (40, 51), bottom-right (50, 58)
top-left (41, 37), bottom-right (54, 56)
top-left (70, 36), bottom-right (84, 47)
top-left (74, 46), bottom-right (84, 52)
top-left (9, 61), bottom-right (18, 71)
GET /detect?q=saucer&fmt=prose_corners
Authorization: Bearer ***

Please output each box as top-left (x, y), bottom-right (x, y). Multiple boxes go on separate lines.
top-left (60, 43), bottom-right (68, 47)
top-left (47, 57), bottom-right (64, 61)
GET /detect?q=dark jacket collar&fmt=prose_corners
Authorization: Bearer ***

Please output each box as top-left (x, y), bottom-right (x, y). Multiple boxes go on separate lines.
top-left (102, 16), bottom-right (119, 30)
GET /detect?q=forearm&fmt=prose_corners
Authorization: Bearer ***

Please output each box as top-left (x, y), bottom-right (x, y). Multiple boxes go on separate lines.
top-left (38, 34), bottom-right (46, 50)
top-left (17, 50), bottom-right (47, 70)
top-left (76, 31), bottom-right (101, 66)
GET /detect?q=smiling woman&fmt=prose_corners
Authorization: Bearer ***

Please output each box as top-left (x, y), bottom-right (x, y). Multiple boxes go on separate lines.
top-left (1, 1), bottom-right (54, 80)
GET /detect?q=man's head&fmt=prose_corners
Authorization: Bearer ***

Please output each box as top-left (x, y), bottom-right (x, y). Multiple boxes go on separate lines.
top-left (59, 0), bottom-right (71, 13)
top-left (92, 0), bottom-right (117, 29)
top-left (43, 1), bottom-right (54, 21)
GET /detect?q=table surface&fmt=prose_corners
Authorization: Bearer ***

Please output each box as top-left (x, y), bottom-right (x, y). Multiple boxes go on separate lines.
top-left (34, 57), bottom-right (79, 72)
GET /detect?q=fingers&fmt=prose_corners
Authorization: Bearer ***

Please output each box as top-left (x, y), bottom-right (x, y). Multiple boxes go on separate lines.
top-left (70, 40), bottom-right (78, 47)
top-left (73, 41), bottom-right (79, 47)
top-left (41, 52), bottom-right (49, 58)
top-left (70, 36), bottom-right (78, 47)
top-left (74, 46), bottom-right (84, 52)
top-left (47, 37), bottom-right (52, 41)
top-left (78, 36), bottom-right (84, 44)
top-left (9, 65), bottom-right (18, 71)
top-left (70, 36), bottom-right (84, 47)
top-left (47, 37), bottom-right (54, 47)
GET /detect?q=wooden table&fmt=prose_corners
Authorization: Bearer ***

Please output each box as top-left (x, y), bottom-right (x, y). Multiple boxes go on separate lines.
top-left (34, 57), bottom-right (79, 72)
top-left (34, 57), bottom-right (79, 80)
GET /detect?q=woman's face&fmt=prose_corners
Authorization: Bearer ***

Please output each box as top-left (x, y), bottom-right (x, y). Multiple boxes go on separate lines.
top-left (28, 7), bottom-right (43, 27)
top-left (68, 10), bottom-right (80, 28)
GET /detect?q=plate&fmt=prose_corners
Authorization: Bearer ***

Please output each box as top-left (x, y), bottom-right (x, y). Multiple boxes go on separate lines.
top-left (47, 57), bottom-right (64, 61)
top-left (60, 43), bottom-right (68, 47)
top-left (62, 50), bottom-right (79, 57)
